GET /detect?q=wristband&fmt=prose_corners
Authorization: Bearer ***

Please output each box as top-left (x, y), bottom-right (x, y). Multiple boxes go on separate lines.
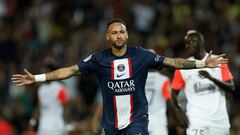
top-left (34, 74), bottom-right (46, 82)
top-left (29, 118), bottom-right (37, 126)
top-left (196, 61), bottom-right (206, 68)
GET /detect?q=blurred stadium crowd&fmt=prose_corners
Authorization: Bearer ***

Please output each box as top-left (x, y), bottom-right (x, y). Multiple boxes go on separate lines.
top-left (0, 0), bottom-right (239, 135)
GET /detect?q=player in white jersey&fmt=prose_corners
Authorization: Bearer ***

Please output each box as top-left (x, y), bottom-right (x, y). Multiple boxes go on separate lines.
top-left (145, 70), bottom-right (171, 135)
top-left (31, 59), bottom-right (68, 135)
top-left (38, 81), bottom-right (68, 135)
top-left (171, 30), bottom-right (235, 135)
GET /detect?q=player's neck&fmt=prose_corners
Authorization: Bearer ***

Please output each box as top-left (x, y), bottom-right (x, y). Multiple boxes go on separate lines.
top-left (111, 45), bottom-right (127, 57)
top-left (194, 50), bottom-right (207, 60)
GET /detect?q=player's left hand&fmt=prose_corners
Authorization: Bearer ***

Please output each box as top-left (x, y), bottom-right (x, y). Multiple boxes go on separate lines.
top-left (198, 70), bottom-right (212, 79)
top-left (205, 50), bottom-right (228, 68)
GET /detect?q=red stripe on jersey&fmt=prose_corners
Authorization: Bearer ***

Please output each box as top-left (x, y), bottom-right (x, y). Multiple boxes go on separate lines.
top-left (129, 94), bottom-right (134, 122)
top-left (128, 58), bottom-right (132, 77)
top-left (111, 61), bottom-right (114, 80)
top-left (162, 79), bottom-right (171, 100)
top-left (221, 64), bottom-right (233, 82)
top-left (113, 96), bottom-right (118, 129)
top-left (172, 70), bottom-right (185, 90)
top-left (57, 87), bottom-right (68, 105)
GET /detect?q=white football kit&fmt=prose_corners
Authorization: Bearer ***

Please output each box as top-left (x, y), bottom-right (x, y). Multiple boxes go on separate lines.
top-left (145, 71), bottom-right (171, 135)
top-left (172, 53), bottom-right (233, 135)
top-left (38, 81), bottom-right (68, 135)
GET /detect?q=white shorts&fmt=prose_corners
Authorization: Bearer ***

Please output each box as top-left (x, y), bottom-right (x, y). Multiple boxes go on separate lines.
top-left (186, 125), bottom-right (229, 135)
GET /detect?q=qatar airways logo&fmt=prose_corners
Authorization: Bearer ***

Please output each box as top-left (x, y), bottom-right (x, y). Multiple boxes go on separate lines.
top-left (107, 80), bottom-right (135, 93)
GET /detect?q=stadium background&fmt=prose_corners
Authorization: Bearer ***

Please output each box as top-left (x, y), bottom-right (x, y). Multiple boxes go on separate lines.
top-left (0, 0), bottom-right (239, 135)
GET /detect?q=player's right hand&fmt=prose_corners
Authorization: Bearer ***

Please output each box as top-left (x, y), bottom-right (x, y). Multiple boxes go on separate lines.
top-left (11, 69), bottom-right (35, 86)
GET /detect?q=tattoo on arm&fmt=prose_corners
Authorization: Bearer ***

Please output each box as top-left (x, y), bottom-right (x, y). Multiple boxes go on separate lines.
top-left (70, 65), bottom-right (81, 75)
top-left (46, 70), bottom-right (60, 80)
top-left (45, 65), bottom-right (80, 81)
top-left (164, 57), bottom-right (196, 69)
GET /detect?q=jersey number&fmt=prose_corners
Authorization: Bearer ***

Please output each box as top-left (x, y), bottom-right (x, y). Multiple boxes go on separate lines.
top-left (192, 129), bottom-right (205, 135)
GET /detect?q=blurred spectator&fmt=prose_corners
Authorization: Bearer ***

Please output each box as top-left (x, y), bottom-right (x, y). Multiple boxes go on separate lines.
top-left (0, 111), bottom-right (13, 135)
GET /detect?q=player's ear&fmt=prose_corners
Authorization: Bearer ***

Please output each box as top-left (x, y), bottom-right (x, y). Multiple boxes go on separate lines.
top-left (106, 34), bottom-right (109, 40)
top-left (106, 36), bottom-right (109, 40)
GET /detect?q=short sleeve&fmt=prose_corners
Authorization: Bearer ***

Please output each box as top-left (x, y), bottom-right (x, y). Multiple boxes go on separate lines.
top-left (77, 54), bottom-right (97, 75)
top-left (171, 70), bottom-right (185, 90)
top-left (162, 79), bottom-right (171, 100)
top-left (58, 87), bottom-right (68, 105)
top-left (221, 64), bottom-right (233, 82)
top-left (145, 50), bottom-right (165, 70)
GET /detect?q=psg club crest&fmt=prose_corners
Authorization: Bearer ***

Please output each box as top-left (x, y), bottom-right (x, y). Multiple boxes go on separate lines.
top-left (117, 64), bottom-right (125, 72)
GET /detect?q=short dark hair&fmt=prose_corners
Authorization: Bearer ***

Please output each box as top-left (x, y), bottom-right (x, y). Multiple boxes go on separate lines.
top-left (191, 32), bottom-right (204, 41)
top-left (106, 18), bottom-right (126, 30)
top-left (186, 31), bottom-right (205, 44)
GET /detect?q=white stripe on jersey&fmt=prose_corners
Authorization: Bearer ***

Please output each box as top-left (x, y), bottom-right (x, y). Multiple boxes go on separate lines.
top-left (113, 94), bottom-right (133, 129)
top-left (112, 58), bottom-right (132, 80)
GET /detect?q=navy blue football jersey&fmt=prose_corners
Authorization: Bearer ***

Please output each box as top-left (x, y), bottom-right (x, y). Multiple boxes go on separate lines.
top-left (77, 47), bottom-right (165, 130)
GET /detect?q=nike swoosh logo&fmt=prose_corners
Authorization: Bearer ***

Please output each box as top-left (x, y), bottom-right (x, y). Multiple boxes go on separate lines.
top-left (117, 74), bottom-right (125, 77)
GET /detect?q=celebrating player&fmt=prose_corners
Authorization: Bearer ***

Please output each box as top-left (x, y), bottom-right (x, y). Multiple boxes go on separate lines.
top-left (12, 19), bottom-right (228, 135)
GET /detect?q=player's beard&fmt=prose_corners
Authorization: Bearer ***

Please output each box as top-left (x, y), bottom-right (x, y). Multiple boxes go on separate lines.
top-left (188, 49), bottom-right (195, 56)
top-left (111, 40), bottom-right (127, 50)
top-left (188, 46), bottom-right (201, 57)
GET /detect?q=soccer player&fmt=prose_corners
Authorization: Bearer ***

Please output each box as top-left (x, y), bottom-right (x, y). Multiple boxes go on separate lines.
top-left (12, 19), bottom-right (228, 135)
top-left (145, 69), bottom-right (171, 135)
top-left (171, 30), bottom-right (235, 135)
top-left (30, 60), bottom-right (68, 135)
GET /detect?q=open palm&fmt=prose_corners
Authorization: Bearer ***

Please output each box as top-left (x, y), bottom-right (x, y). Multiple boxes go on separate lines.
top-left (205, 51), bottom-right (228, 68)
top-left (11, 69), bottom-right (35, 86)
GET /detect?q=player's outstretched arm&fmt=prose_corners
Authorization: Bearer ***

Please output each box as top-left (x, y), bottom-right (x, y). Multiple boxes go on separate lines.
top-left (163, 51), bottom-right (228, 69)
top-left (11, 65), bottom-right (80, 86)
